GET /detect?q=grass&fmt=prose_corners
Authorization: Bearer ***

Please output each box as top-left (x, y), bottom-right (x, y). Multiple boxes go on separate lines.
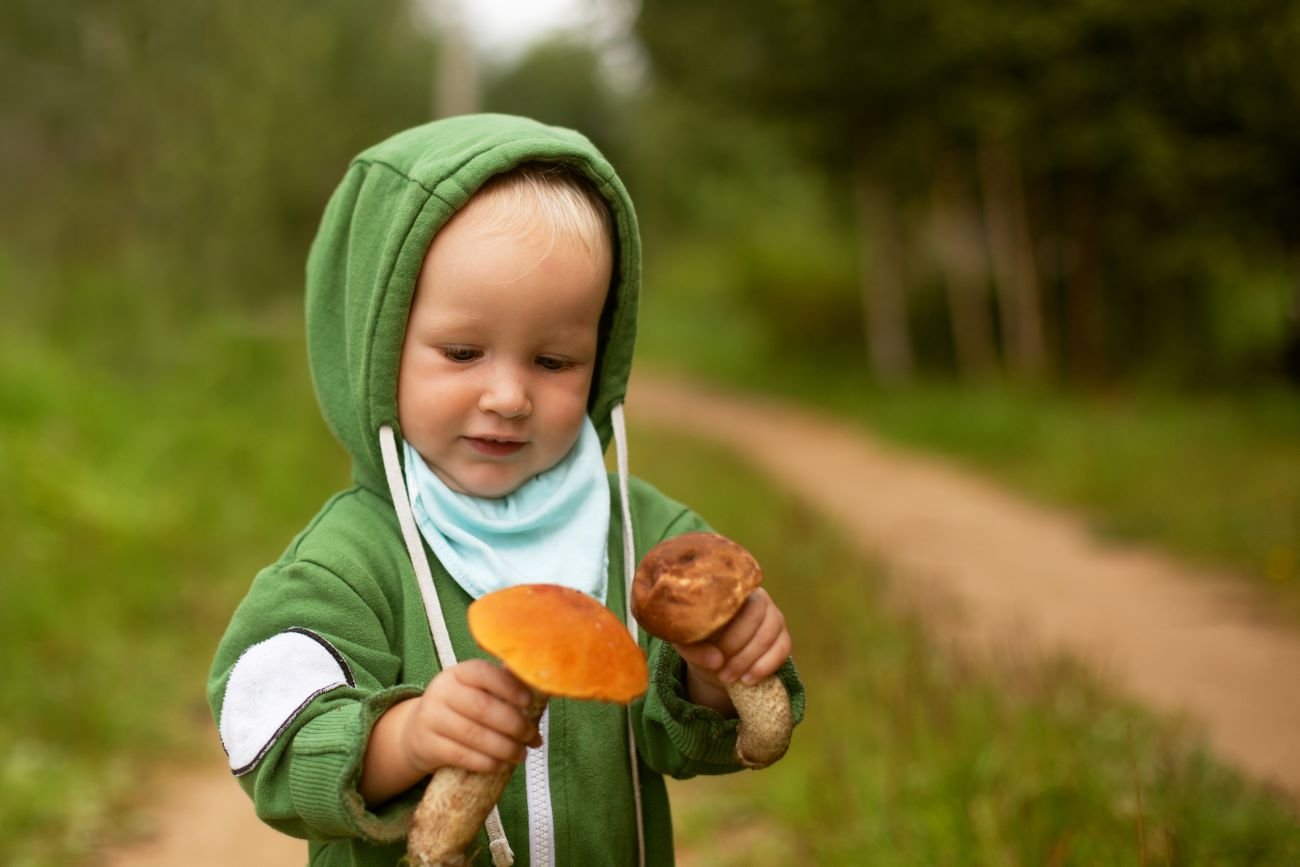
top-left (0, 308), bottom-right (348, 866)
top-left (637, 286), bottom-right (1300, 614)
top-left (2, 291), bottom-right (1297, 864)
top-left (631, 425), bottom-right (1300, 865)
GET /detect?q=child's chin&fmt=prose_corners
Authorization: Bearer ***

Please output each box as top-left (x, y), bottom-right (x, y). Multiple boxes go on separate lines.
top-left (462, 474), bottom-right (525, 500)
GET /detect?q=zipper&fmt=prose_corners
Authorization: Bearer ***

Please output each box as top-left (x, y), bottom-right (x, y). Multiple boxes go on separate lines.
top-left (525, 706), bottom-right (554, 866)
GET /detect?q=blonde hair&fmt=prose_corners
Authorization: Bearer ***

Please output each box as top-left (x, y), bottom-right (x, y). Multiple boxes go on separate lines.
top-left (464, 163), bottom-right (615, 263)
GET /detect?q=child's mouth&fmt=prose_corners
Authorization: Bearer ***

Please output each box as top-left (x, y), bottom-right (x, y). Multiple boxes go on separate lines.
top-left (464, 436), bottom-right (526, 457)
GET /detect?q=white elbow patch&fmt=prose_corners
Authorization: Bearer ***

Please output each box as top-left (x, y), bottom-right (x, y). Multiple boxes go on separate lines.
top-left (219, 628), bottom-right (355, 775)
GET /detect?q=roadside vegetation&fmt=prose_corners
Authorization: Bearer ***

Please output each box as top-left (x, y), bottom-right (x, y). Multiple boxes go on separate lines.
top-left (0, 305), bottom-right (346, 866)
top-left (3, 311), bottom-right (1297, 864)
top-left (638, 426), bottom-right (1300, 865)
top-left (637, 283), bottom-right (1300, 615)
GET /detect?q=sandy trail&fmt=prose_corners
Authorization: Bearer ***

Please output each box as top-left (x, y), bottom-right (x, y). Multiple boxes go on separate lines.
top-left (100, 736), bottom-right (302, 867)
top-left (631, 374), bottom-right (1300, 798)
top-left (98, 374), bottom-right (1300, 865)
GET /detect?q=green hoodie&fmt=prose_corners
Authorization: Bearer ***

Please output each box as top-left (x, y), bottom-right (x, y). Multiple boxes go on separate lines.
top-left (207, 115), bottom-right (804, 867)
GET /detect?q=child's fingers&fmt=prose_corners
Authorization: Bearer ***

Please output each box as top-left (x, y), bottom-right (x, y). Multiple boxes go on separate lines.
top-left (431, 708), bottom-right (529, 772)
top-left (673, 640), bottom-right (724, 672)
top-left (451, 658), bottom-right (534, 709)
top-left (733, 626), bottom-right (792, 685)
top-left (402, 693), bottom-right (531, 775)
top-left (711, 589), bottom-right (773, 658)
top-left (414, 663), bottom-right (541, 761)
top-left (443, 681), bottom-right (540, 747)
top-left (718, 594), bottom-right (788, 684)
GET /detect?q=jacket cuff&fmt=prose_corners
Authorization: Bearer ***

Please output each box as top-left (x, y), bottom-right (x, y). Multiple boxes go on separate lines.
top-left (288, 685), bottom-right (425, 844)
top-left (645, 643), bottom-right (807, 775)
top-left (647, 643), bottom-right (742, 769)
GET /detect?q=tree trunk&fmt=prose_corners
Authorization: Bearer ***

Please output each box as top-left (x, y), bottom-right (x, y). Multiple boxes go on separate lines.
top-left (979, 139), bottom-right (1048, 380)
top-left (430, 0), bottom-right (480, 118)
top-left (1062, 178), bottom-right (1106, 383)
top-left (854, 164), bottom-right (913, 384)
top-left (930, 158), bottom-right (997, 380)
top-left (1284, 247), bottom-right (1300, 386)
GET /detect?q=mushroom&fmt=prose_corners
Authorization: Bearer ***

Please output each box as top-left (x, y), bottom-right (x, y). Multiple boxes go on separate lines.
top-left (631, 532), bottom-right (792, 769)
top-left (407, 584), bottom-right (648, 867)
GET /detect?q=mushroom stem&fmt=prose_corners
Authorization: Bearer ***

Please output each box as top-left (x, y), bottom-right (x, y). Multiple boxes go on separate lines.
top-left (727, 675), bottom-right (792, 769)
top-left (407, 691), bottom-right (547, 867)
top-left (632, 533), bottom-right (795, 771)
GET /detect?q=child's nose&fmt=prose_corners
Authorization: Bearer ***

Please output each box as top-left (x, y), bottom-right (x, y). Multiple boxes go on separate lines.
top-left (479, 373), bottom-right (532, 419)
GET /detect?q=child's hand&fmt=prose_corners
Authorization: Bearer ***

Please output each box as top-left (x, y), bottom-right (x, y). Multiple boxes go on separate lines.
top-left (400, 660), bottom-right (543, 776)
top-left (672, 588), bottom-right (791, 715)
top-left (361, 660), bottom-right (541, 805)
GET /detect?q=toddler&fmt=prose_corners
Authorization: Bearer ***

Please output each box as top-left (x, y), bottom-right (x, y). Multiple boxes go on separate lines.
top-left (209, 114), bottom-right (804, 867)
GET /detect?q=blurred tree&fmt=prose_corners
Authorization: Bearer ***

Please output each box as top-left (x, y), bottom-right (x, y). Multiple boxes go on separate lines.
top-left (482, 36), bottom-right (627, 167)
top-left (635, 0), bottom-right (1300, 388)
top-left (1, 0), bottom-right (433, 317)
top-left (926, 155), bottom-right (998, 380)
top-left (418, 0), bottom-right (481, 118)
top-left (636, 0), bottom-right (971, 384)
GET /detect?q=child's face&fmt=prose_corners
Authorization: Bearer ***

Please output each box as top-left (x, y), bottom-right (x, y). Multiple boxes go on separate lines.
top-left (397, 195), bottom-right (612, 499)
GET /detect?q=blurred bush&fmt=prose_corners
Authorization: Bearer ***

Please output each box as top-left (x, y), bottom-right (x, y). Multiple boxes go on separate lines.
top-left (633, 0), bottom-right (1300, 390)
top-left (1, 0), bottom-right (432, 326)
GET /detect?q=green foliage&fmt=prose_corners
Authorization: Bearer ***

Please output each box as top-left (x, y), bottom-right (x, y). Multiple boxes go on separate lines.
top-left (623, 96), bottom-right (868, 364)
top-left (2, 284), bottom-right (1296, 860)
top-left (734, 213), bottom-right (861, 354)
top-left (636, 426), bottom-right (1300, 866)
top-left (635, 321), bottom-right (1300, 608)
top-left (633, 0), bottom-right (1300, 387)
top-left (847, 384), bottom-right (1300, 605)
top-left (0, 306), bottom-right (346, 864)
top-left (482, 37), bottom-right (628, 166)
top-left (0, 0), bottom-right (432, 307)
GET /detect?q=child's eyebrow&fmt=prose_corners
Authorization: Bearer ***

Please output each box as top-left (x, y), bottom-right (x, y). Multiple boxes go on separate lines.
top-left (414, 310), bottom-right (488, 329)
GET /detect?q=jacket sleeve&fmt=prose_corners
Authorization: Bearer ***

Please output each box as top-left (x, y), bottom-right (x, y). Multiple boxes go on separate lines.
top-left (207, 557), bottom-right (424, 844)
top-left (628, 509), bottom-right (807, 780)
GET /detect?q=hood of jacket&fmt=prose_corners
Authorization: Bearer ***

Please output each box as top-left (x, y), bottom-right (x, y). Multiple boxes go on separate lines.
top-left (304, 114), bottom-right (640, 495)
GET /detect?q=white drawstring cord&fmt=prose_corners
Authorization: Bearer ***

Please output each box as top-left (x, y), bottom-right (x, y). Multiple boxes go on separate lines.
top-left (379, 426), bottom-right (458, 667)
top-left (610, 403), bottom-right (646, 867)
top-left (379, 426), bottom-right (514, 866)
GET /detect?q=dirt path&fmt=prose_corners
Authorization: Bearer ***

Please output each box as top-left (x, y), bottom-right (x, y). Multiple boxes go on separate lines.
top-left (100, 736), bottom-right (303, 867)
top-left (631, 374), bottom-right (1300, 798)
top-left (99, 374), bottom-right (1300, 865)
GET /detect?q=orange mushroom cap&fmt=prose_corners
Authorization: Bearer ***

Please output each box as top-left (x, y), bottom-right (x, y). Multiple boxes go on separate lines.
top-left (468, 584), bottom-right (648, 703)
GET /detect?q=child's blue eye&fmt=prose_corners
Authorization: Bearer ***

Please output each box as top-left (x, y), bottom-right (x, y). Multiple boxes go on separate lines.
top-left (442, 347), bottom-right (480, 362)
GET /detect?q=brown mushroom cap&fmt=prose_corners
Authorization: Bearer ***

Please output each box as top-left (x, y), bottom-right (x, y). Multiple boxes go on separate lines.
top-left (468, 584), bottom-right (648, 703)
top-left (631, 532), bottom-right (763, 644)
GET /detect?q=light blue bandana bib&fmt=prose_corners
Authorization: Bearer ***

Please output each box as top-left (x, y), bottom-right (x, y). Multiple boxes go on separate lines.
top-left (402, 418), bottom-right (610, 603)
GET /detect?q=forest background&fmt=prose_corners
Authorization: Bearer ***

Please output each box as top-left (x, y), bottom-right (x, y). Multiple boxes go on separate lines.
top-left (2, 1), bottom-right (1299, 864)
